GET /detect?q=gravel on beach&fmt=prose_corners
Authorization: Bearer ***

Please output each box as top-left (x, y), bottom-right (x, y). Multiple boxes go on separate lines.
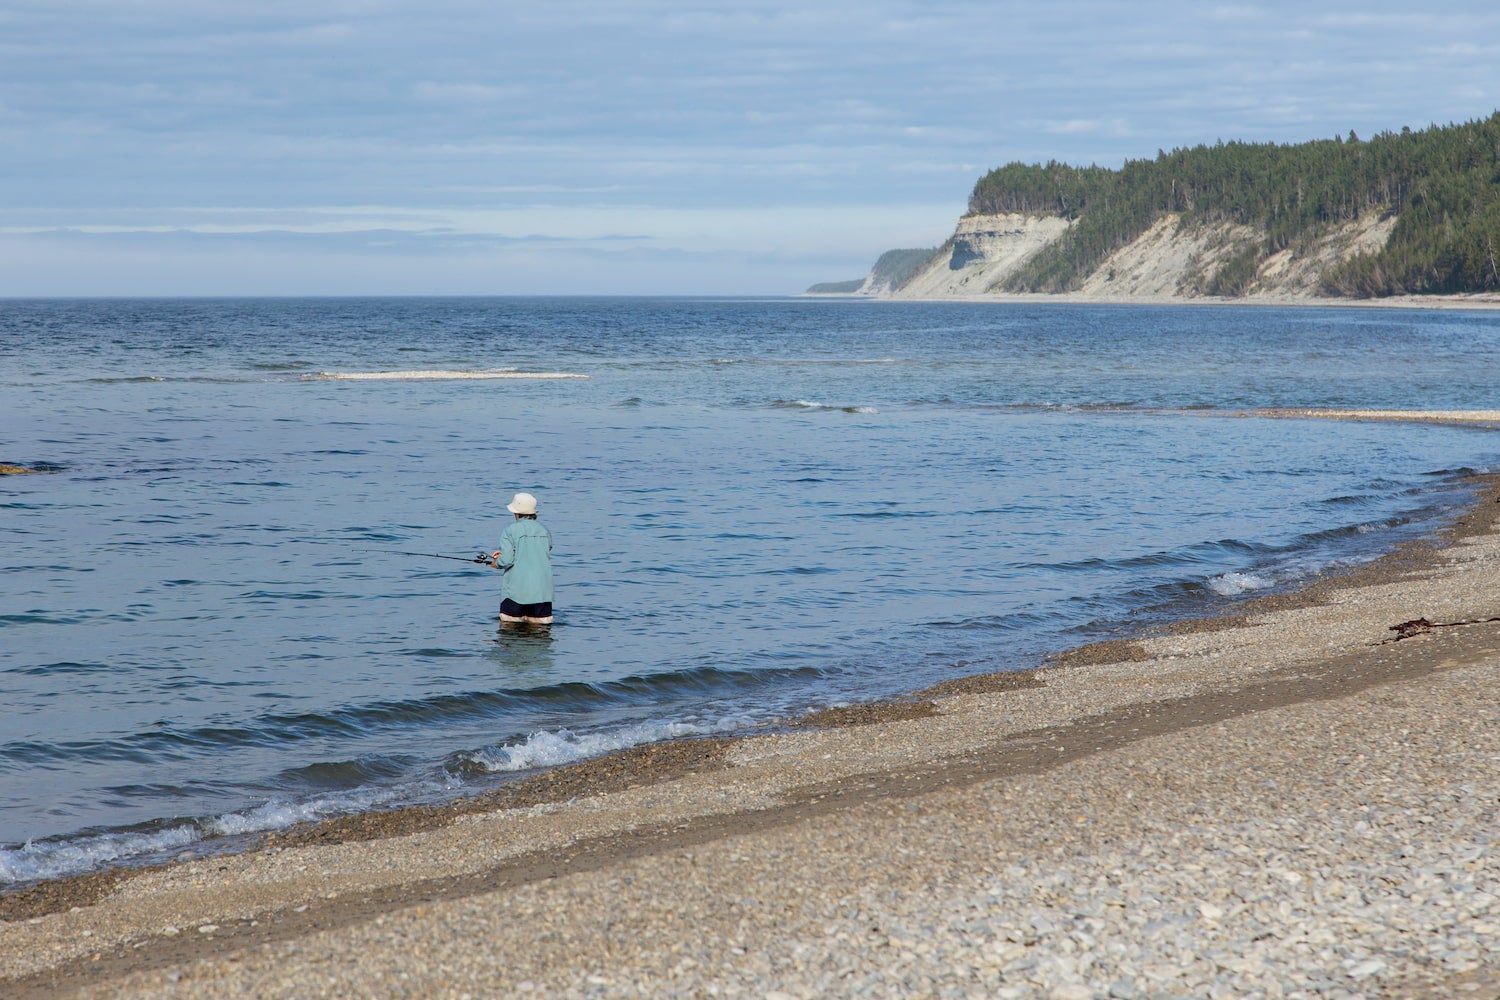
top-left (5, 442), bottom-right (1500, 999)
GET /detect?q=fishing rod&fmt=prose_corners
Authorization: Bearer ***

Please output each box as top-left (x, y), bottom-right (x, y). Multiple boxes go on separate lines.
top-left (364, 548), bottom-right (494, 565)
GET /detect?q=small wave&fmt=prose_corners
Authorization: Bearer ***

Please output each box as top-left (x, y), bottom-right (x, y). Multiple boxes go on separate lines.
top-left (0, 776), bottom-right (464, 887)
top-left (928, 609), bottom-right (1074, 631)
top-left (1304, 516), bottom-right (1408, 543)
top-left (0, 663), bottom-right (831, 766)
top-left (1207, 549), bottom-right (1370, 598)
top-left (1207, 570), bottom-right (1279, 597)
top-left (3, 660), bottom-right (112, 678)
top-left (768, 399), bottom-right (879, 414)
top-left (79, 375), bottom-right (250, 385)
top-left (706, 357), bottom-right (900, 366)
top-left (239, 589), bottom-right (337, 601)
top-left (1, 825), bottom-right (201, 887)
top-left (830, 510), bottom-right (931, 521)
top-left (1321, 494), bottom-right (1383, 508)
top-left (1025, 537), bottom-right (1268, 574)
top-left (454, 720), bottom-right (722, 776)
top-left (274, 755), bottom-right (417, 791)
top-left (756, 565), bottom-right (838, 575)
top-left (248, 361), bottom-right (318, 372)
top-left (0, 612), bottom-right (82, 626)
top-left (2, 716), bottom-right (746, 885)
top-left (305, 369), bottom-right (589, 381)
top-left (82, 375), bottom-right (168, 384)
top-left (203, 786), bottom-right (425, 837)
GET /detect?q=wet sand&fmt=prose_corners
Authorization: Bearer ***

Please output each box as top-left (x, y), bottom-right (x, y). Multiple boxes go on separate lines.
top-left (4, 413), bottom-right (1500, 997)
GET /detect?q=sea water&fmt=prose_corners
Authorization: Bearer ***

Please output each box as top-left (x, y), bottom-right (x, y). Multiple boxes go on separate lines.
top-left (3, 297), bottom-right (1499, 885)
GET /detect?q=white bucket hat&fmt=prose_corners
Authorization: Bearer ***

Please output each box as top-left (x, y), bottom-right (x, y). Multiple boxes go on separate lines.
top-left (507, 492), bottom-right (538, 515)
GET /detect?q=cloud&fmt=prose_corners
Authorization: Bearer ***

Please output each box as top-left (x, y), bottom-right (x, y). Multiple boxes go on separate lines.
top-left (1036, 118), bottom-right (1133, 137)
top-left (2, 1), bottom-right (1498, 294)
top-left (411, 81), bottom-right (519, 103)
top-left (0, 200), bottom-right (960, 252)
top-left (0, 230), bottom-right (893, 298)
top-left (0, 200), bottom-right (961, 295)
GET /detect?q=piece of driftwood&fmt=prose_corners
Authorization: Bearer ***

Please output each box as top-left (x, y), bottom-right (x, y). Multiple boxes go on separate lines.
top-left (1379, 615), bottom-right (1500, 643)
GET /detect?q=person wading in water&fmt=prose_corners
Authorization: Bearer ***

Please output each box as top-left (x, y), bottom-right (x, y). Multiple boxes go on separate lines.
top-left (491, 491), bottom-right (554, 625)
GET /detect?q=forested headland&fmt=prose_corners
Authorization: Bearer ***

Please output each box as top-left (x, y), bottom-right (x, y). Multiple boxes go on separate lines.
top-left (968, 113), bottom-right (1500, 297)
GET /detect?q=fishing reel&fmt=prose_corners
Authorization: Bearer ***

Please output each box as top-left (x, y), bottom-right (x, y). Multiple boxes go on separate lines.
top-left (474, 551), bottom-right (493, 564)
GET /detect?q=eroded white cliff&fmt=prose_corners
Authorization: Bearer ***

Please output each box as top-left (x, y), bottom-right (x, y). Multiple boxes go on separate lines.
top-left (878, 210), bottom-right (1398, 301)
top-left (892, 214), bottom-right (1072, 298)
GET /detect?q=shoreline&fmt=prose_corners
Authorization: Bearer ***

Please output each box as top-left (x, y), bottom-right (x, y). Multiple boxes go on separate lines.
top-left (5, 416), bottom-right (1500, 996)
top-left (803, 290), bottom-right (1500, 310)
top-left (6, 410), bottom-right (1491, 907)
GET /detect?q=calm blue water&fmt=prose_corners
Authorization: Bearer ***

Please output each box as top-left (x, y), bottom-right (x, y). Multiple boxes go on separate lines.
top-left (3, 297), bottom-right (1499, 885)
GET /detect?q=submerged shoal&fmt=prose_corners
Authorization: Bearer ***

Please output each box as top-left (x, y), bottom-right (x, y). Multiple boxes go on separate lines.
top-left (3, 413), bottom-right (1500, 998)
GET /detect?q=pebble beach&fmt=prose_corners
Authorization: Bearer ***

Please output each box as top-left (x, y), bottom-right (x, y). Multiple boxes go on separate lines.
top-left (4, 426), bottom-right (1500, 998)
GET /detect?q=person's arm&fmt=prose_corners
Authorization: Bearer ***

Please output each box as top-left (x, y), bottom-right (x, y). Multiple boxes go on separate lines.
top-left (492, 528), bottom-right (516, 570)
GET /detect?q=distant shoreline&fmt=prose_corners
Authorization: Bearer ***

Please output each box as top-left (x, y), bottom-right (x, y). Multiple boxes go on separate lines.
top-left (800, 290), bottom-right (1500, 310)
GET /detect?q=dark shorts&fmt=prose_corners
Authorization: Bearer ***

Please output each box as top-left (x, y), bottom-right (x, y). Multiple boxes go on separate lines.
top-left (500, 598), bottom-right (554, 621)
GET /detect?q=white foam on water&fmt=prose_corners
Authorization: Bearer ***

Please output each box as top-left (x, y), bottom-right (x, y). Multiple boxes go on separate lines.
top-left (1208, 571), bottom-right (1277, 597)
top-left (0, 716), bottom-right (763, 886)
top-left (1208, 551), bottom-right (1372, 598)
top-left (776, 399), bottom-right (880, 414)
top-left (0, 778), bottom-right (470, 887)
top-left (204, 778), bottom-right (459, 837)
top-left (306, 369), bottom-right (589, 381)
top-left (464, 720), bottom-right (717, 774)
top-left (208, 791), bottom-right (381, 837)
top-left (0, 824), bottom-right (201, 886)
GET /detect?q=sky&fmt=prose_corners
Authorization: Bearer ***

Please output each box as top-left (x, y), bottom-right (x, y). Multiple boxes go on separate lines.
top-left (1, 1), bottom-right (1497, 296)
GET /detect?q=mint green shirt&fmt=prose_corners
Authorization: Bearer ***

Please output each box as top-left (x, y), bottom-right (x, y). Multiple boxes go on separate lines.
top-left (496, 518), bottom-right (554, 604)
